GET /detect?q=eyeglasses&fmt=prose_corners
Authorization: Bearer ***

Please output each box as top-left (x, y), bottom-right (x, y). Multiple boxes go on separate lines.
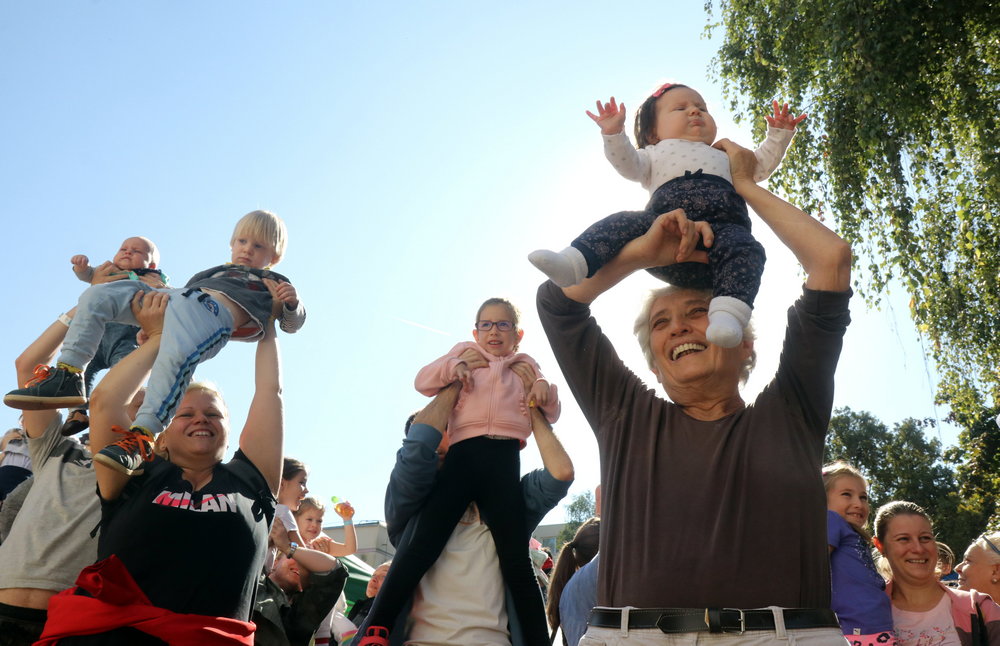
top-left (981, 533), bottom-right (1000, 557)
top-left (651, 82), bottom-right (677, 98)
top-left (476, 320), bottom-right (514, 332)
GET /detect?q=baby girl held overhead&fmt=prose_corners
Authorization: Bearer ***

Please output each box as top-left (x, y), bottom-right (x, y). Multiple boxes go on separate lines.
top-left (529, 81), bottom-right (805, 347)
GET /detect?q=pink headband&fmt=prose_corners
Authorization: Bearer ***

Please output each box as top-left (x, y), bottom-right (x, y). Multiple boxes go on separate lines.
top-left (651, 82), bottom-right (678, 98)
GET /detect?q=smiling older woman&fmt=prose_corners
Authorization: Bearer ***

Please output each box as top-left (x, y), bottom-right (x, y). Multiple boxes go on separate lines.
top-left (875, 501), bottom-right (1000, 646)
top-left (36, 291), bottom-right (284, 646)
top-left (537, 139), bottom-right (852, 646)
top-left (956, 532), bottom-right (1000, 602)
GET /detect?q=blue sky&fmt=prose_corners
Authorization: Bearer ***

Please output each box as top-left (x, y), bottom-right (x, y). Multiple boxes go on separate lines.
top-left (0, 2), bottom-right (952, 526)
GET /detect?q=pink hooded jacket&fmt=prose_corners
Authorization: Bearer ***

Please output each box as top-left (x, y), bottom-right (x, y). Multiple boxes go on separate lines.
top-left (415, 341), bottom-right (560, 445)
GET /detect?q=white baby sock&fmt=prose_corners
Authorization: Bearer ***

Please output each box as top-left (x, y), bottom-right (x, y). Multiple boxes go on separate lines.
top-left (707, 296), bottom-right (752, 348)
top-left (528, 247), bottom-right (588, 288)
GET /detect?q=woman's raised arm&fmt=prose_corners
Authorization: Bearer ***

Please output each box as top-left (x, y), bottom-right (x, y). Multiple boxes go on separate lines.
top-left (715, 138), bottom-right (852, 292)
top-left (89, 292), bottom-right (167, 501)
top-left (238, 320), bottom-right (283, 495)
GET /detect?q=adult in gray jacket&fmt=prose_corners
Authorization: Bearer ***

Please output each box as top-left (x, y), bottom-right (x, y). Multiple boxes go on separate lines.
top-left (359, 368), bottom-right (574, 646)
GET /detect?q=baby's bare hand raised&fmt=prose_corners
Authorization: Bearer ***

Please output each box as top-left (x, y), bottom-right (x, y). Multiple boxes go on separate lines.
top-left (764, 101), bottom-right (807, 131)
top-left (586, 97), bottom-right (627, 135)
top-left (71, 255), bottom-right (90, 270)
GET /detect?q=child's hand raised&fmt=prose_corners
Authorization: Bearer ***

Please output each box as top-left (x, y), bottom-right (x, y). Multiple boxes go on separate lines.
top-left (334, 501), bottom-right (355, 520)
top-left (586, 97), bottom-right (627, 136)
top-left (70, 255), bottom-right (91, 273)
top-left (764, 101), bottom-right (807, 131)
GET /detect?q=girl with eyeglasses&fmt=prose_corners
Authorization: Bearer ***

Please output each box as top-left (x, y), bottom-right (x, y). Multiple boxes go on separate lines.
top-left (529, 82), bottom-right (805, 349)
top-left (356, 297), bottom-right (560, 646)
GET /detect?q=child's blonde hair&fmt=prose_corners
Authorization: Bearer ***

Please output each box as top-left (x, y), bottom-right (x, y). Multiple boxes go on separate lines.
top-left (822, 461), bottom-right (872, 542)
top-left (294, 496), bottom-right (326, 517)
top-left (231, 210), bottom-right (287, 266)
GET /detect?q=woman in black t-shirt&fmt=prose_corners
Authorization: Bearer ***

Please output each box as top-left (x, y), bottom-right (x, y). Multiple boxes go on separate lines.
top-left (37, 291), bottom-right (284, 646)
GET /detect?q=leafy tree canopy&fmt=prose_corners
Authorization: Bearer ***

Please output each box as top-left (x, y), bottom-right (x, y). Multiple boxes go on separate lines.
top-left (706, 0), bottom-right (1000, 422)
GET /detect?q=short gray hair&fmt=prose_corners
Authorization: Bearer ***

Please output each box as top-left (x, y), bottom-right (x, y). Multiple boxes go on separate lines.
top-left (633, 285), bottom-right (757, 385)
top-left (971, 532), bottom-right (1000, 566)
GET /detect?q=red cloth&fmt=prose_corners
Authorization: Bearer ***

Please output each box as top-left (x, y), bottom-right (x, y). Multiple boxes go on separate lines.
top-left (34, 555), bottom-right (255, 646)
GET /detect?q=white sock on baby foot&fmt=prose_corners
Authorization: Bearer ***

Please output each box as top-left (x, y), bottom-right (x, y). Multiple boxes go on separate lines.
top-left (706, 296), bottom-right (752, 348)
top-left (527, 247), bottom-right (588, 288)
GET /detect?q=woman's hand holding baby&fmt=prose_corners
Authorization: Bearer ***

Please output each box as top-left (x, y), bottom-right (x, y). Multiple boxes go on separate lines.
top-left (89, 261), bottom-right (128, 284)
top-left (713, 139), bottom-right (758, 193)
top-left (131, 291), bottom-right (170, 345)
top-left (586, 97), bottom-right (627, 135)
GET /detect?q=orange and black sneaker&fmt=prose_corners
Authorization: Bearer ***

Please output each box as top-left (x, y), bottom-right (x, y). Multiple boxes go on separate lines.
top-left (4, 365), bottom-right (86, 410)
top-left (94, 426), bottom-right (156, 477)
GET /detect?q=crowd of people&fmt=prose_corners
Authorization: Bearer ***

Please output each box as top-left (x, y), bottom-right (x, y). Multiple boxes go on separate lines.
top-left (0, 77), bottom-right (998, 646)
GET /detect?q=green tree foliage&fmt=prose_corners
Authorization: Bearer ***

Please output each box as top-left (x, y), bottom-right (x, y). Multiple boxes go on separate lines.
top-left (825, 407), bottom-right (985, 552)
top-left (556, 490), bottom-right (596, 548)
top-left (945, 407), bottom-right (1000, 533)
top-left (706, 0), bottom-right (1000, 422)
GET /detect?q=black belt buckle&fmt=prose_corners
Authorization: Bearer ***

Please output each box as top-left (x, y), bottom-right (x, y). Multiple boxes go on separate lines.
top-left (705, 608), bottom-right (745, 634)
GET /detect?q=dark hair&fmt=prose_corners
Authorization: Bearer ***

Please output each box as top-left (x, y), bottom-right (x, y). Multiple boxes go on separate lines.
top-left (476, 297), bottom-right (520, 329)
top-left (282, 457), bottom-right (307, 481)
top-left (634, 84), bottom-right (689, 149)
top-left (546, 517), bottom-right (600, 640)
top-left (874, 500), bottom-right (932, 544)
